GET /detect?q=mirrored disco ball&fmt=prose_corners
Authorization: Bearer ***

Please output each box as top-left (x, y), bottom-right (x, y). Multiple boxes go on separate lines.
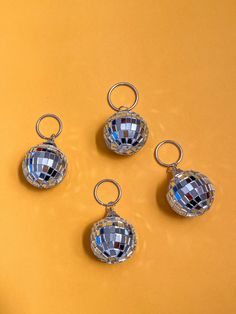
top-left (104, 110), bottom-right (149, 155)
top-left (22, 143), bottom-right (67, 189)
top-left (167, 170), bottom-right (215, 217)
top-left (90, 211), bottom-right (136, 264)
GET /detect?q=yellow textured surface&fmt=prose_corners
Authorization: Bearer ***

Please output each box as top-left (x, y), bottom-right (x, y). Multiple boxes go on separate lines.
top-left (0, 1), bottom-right (235, 314)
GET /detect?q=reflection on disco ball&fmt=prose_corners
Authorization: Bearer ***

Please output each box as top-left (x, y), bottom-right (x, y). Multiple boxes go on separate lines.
top-left (90, 210), bottom-right (136, 264)
top-left (22, 142), bottom-right (67, 189)
top-left (167, 170), bottom-right (215, 217)
top-left (104, 110), bottom-right (148, 155)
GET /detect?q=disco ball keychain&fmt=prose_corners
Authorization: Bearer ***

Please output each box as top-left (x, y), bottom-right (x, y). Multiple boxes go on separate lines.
top-left (90, 179), bottom-right (137, 264)
top-left (22, 114), bottom-right (68, 189)
top-left (104, 82), bottom-right (149, 155)
top-left (155, 140), bottom-right (215, 217)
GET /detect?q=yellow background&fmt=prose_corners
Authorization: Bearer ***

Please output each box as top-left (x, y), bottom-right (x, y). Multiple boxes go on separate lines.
top-left (0, 1), bottom-right (235, 314)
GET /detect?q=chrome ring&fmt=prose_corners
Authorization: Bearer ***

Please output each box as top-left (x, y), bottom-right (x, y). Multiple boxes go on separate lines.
top-left (94, 179), bottom-right (122, 207)
top-left (154, 140), bottom-right (183, 168)
top-left (107, 82), bottom-right (139, 112)
top-left (36, 114), bottom-right (63, 140)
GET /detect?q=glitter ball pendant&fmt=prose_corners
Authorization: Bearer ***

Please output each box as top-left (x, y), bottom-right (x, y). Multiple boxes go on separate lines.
top-left (91, 209), bottom-right (136, 264)
top-left (103, 82), bottom-right (148, 156)
top-left (104, 110), bottom-right (148, 155)
top-left (167, 169), bottom-right (215, 217)
top-left (91, 179), bottom-right (137, 264)
top-left (22, 114), bottom-right (68, 189)
top-left (155, 140), bottom-right (215, 217)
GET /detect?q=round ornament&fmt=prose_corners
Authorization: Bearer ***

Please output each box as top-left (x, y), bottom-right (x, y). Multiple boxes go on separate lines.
top-left (91, 209), bottom-right (136, 264)
top-left (167, 169), bottom-right (215, 217)
top-left (22, 114), bottom-right (68, 189)
top-left (155, 140), bottom-right (215, 217)
top-left (90, 179), bottom-right (137, 264)
top-left (103, 82), bottom-right (148, 155)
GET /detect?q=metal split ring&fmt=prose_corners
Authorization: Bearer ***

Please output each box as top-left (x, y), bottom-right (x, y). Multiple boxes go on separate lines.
top-left (94, 179), bottom-right (122, 207)
top-left (154, 140), bottom-right (183, 168)
top-left (36, 114), bottom-right (63, 140)
top-left (107, 82), bottom-right (139, 112)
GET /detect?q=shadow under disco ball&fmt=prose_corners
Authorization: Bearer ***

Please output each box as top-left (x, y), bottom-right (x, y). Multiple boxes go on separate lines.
top-left (22, 114), bottom-right (68, 189)
top-left (90, 210), bottom-right (136, 264)
top-left (155, 140), bottom-right (215, 217)
top-left (167, 170), bottom-right (215, 217)
top-left (22, 142), bottom-right (67, 189)
top-left (103, 82), bottom-right (149, 155)
top-left (104, 110), bottom-right (149, 155)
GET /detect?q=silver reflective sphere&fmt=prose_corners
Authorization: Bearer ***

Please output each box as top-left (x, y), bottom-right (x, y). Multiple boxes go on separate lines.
top-left (90, 210), bottom-right (136, 264)
top-left (104, 110), bottom-right (148, 155)
top-left (167, 170), bottom-right (215, 217)
top-left (22, 142), bottom-right (67, 189)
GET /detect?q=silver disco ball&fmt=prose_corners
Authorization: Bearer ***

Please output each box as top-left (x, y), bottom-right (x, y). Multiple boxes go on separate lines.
top-left (22, 142), bottom-right (67, 189)
top-left (104, 110), bottom-right (149, 155)
top-left (90, 210), bottom-right (136, 264)
top-left (167, 170), bottom-right (215, 217)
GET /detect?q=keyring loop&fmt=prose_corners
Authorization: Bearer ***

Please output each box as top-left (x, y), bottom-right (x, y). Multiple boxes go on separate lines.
top-left (154, 140), bottom-right (183, 168)
top-left (94, 179), bottom-right (122, 207)
top-left (35, 114), bottom-right (63, 140)
top-left (107, 82), bottom-right (139, 112)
